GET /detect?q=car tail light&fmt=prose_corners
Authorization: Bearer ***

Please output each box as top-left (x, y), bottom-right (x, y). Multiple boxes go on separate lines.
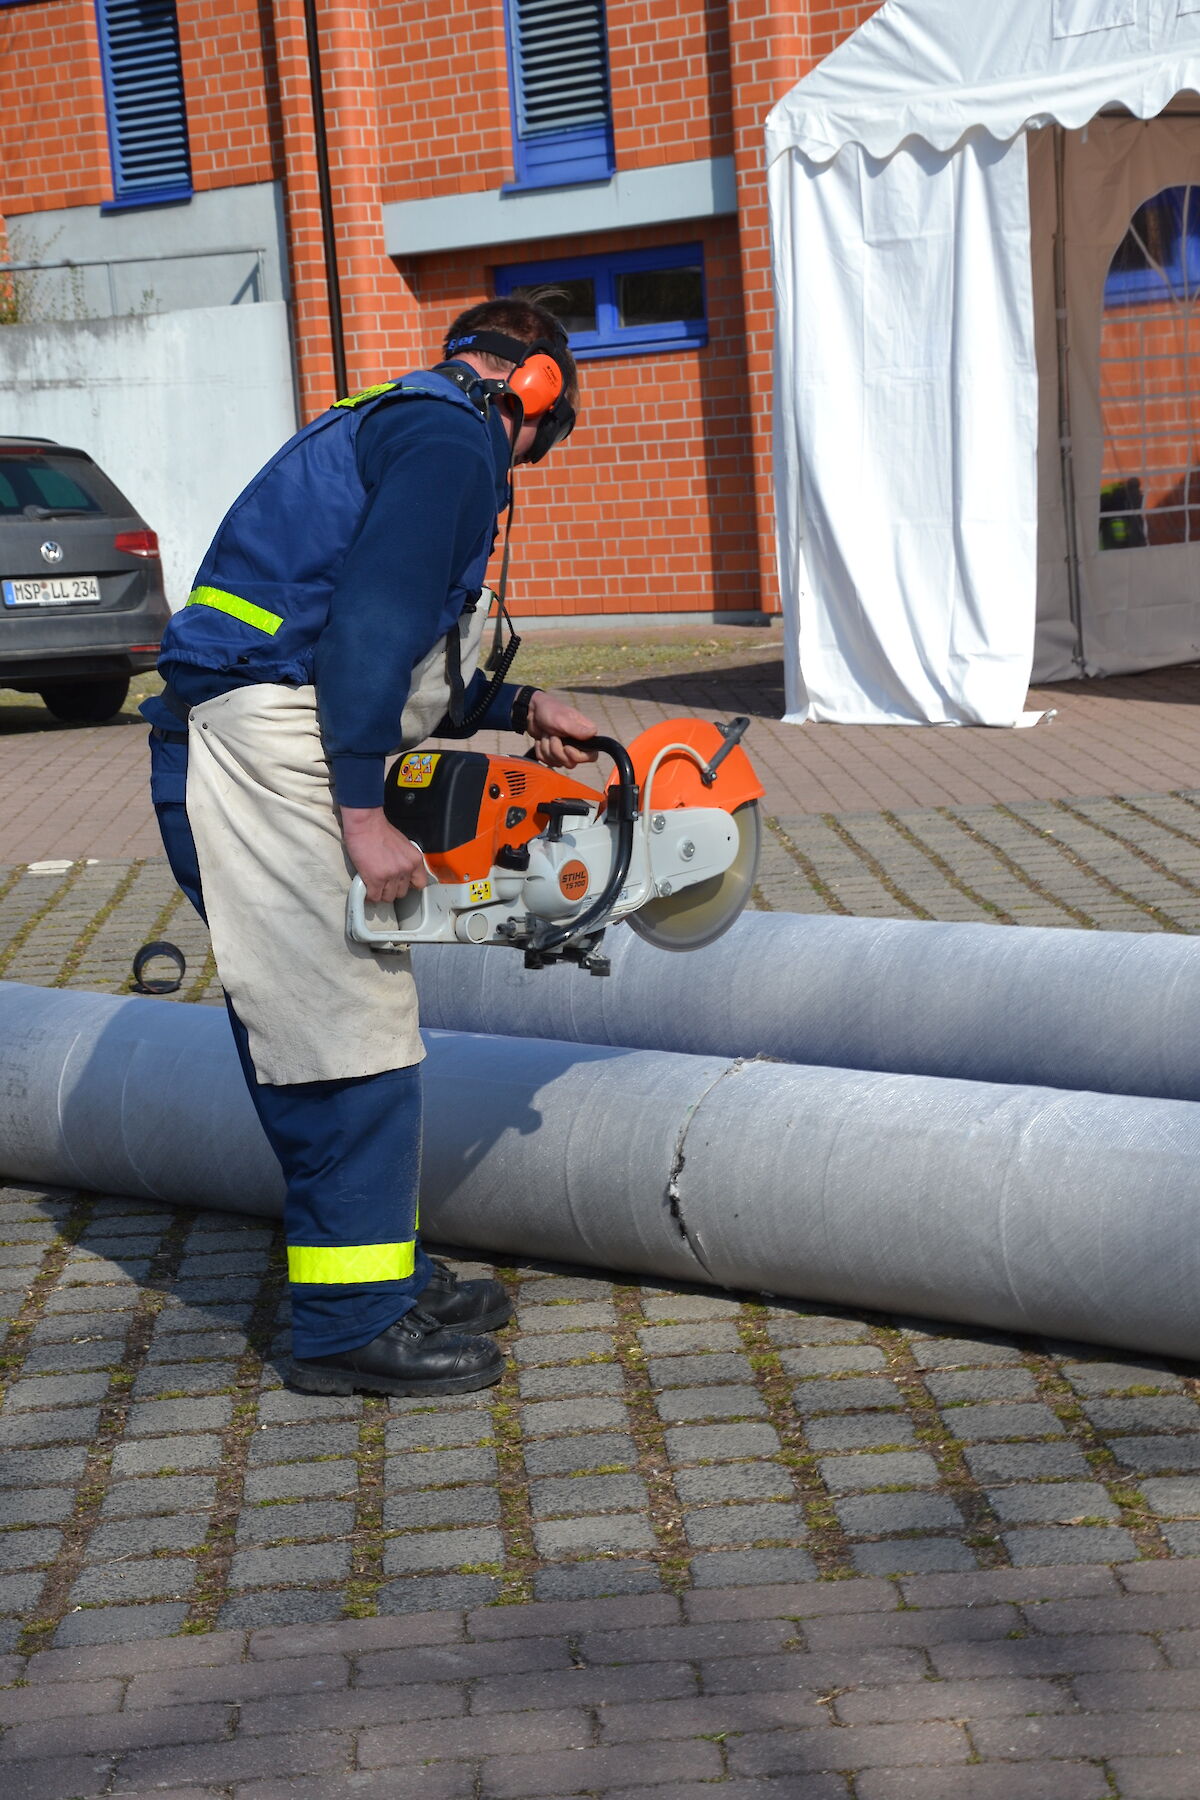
top-left (129, 644), bottom-right (161, 653)
top-left (114, 529), bottom-right (160, 558)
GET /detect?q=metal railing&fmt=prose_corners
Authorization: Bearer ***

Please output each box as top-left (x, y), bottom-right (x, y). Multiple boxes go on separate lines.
top-left (0, 245), bottom-right (269, 315)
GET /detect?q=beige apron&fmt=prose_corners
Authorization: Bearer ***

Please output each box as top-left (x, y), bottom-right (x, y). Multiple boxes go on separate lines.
top-left (185, 596), bottom-right (492, 1085)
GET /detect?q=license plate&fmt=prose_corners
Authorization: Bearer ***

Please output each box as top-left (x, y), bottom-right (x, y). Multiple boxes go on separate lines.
top-left (2, 576), bottom-right (102, 607)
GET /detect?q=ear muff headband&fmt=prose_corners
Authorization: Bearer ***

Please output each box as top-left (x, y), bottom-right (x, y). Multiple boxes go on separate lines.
top-left (444, 328), bottom-right (570, 420)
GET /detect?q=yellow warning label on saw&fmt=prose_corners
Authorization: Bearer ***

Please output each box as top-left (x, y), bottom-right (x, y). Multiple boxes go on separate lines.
top-left (469, 879), bottom-right (493, 904)
top-left (396, 753), bottom-right (440, 788)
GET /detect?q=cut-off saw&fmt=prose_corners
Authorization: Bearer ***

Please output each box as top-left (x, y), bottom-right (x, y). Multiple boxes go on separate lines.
top-left (347, 716), bottom-right (764, 974)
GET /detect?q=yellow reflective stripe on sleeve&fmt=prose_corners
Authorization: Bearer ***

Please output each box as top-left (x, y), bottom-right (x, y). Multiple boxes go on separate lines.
top-left (287, 1242), bottom-right (417, 1286)
top-left (186, 585), bottom-right (284, 637)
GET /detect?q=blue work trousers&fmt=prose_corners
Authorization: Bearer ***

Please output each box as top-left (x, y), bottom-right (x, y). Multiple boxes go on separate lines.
top-left (148, 724), bottom-right (431, 1358)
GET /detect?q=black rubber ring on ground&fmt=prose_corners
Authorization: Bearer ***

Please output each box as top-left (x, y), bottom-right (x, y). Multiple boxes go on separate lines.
top-left (131, 940), bottom-right (187, 995)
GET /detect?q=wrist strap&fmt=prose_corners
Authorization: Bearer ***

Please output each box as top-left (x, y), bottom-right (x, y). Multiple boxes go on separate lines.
top-left (511, 685), bottom-right (538, 734)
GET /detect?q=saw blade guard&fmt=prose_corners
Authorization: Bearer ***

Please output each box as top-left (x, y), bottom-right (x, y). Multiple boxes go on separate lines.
top-left (616, 717), bottom-right (765, 953)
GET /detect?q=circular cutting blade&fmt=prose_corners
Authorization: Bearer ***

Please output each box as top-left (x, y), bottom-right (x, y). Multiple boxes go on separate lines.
top-left (628, 801), bottom-right (761, 953)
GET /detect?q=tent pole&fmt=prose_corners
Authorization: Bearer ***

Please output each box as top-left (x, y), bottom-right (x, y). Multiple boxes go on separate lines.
top-left (1053, 126), bottom-right (1086, 674)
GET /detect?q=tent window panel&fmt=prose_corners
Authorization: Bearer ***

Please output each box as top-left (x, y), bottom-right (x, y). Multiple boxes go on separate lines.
top-left (1099, 185), bottom-right (1200, 552)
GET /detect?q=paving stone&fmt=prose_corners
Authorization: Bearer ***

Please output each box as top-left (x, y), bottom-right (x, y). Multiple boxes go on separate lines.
top-left (790, 1378), bottom-right (902, 1414)
top-left (0, 1446), bottom-right (89, 1488)
top-left (44, 1286), bottom-right (137, 1313)
top-left (131, 1364), bottom-right (239, 1398)
top-left (690, 1547), bottom-right (819, 1587)
top-left (779, 1345), bottom-right (886, 1376)
top-left (938, 1402), bottom-right (1066, 1441)
top-left (520, 1276), bottom-right (612, 1303)
top-left (805, 1413), bottom-right (917, 1451)
top-left (1061, 1360), bottom-right (1182, 1394)
top-left (0, 1527), bottom-right (61, 1571)
top-left (382, 1526), bottom-right (504, 1574)
top-left (70, 1554), bottom-right (198, 1604)
top-left (641, 1293), bottom-right (743, 1322)
top-left (637, 1323), bottom-right (744, 1355)
top-left (4, 1371), bottom-right (111, 1410)
top-left (664, 1422), bottom-right (781, 1463)
top-left (171, 1277), bottom-right (263, 1304)
top-left (0, 1569), bottom-right (45, 1613)
top-left (219, 1589), bottom-right (348, 1630)
top-left (518, 1397), bottom-right (629, 1436)
top-left (1004, 1525), bottom-right (1139, 1565)
top-left (517, 1362), bottom-right (625, 1400)
top-left (236, 1499), bottom-right (357, 1543)
top-left (1109, 1435), bottom-right (1200, 1472)
top-left (674, 1463), bottom-right (794, 1504)
top-left (110, 1434), bottom-right (224, 1477)
top-left (819, 1450), bottom-right (941, 1492)
top-left (146, 1330), bottom-right (249, 1363)
top-left (100, 1475), bottom-right (217, 1517)
top-left (376, 1572), bottom-right (501, 1614)
top-left (836, 1492), bottom-right (965, 1535)
top-left (683, 1502), bottom-right (806, 1546)
top-left (0, 1406), bottom-right (101, 1448)
top-left (925, 1368), bottom-right (1039, 1403)
top-left (909, 1336), bottom-right (1024, 1368)
top-left (986, 1481), bottom-right (1119, 1524)
top-left (766, 1312), bottom-right (875, 1345)
top-left (125, 1396), bottom-right (234, 1436)
top-left (530, 1473), bottom-right (649, 1518)
top-left (29, 1312), bottom-right (125, 1343)
top-left (383, 1447), bottom-right (498, 1490)
top-left (516, 1301), bottom-right (616, 1332)
top-left (53, 1602), bottom-right (191, 1646)
top-left (512, 1330), bottom-right (615, 1365)
top-left (534, 1513), bottom-right (657, 1556)
top-left (248, 1422), bottom-right (360, 1464)
top-left (522, 1433), bottom-right (636, 1476)
top-left (532, 1562), bottom-right (664, 1601)
top-left (1083, 1396), bottom-right (1200, 1432)
top-left (646, 1353), bottom-right (755, 1386)
top-left (385, 1412), bottom-right (493, 1452)
top-left (19, 1339), bottom-right (124, 1374)
top-left (384, 1486), bottom-right (500, 1530)
top-left (0, 1485), bottom-right (75, 1525)
top-left (86, 1515), bottom-right (209, 1559)
top-left (1140, 1476), bottom-right (1200, 1517)
top-left (229, 1541), bottom-right (352, 1587)
top-left (964, 1442), bottom-right (1090, 1482)
top-left (851, 1537), bottom-right (978, 1575)
top-left (256, 1389), bottom-right (362, 1423)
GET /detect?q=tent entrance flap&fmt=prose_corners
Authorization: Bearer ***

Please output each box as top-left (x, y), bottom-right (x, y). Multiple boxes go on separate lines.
top-left (1053, 125), bottom-right (1087, 677)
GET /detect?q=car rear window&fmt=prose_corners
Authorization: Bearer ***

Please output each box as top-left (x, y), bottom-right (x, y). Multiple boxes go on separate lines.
top-left (0, 452), bottom-right (126, 519)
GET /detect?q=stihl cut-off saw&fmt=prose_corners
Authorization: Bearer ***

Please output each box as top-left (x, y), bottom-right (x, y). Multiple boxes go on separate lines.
top-left (346, 716), bottom-right (764, 974)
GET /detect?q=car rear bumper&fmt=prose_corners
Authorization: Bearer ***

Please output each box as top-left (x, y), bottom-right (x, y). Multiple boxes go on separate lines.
top-left (0, 648), bottom-right (160, 686)
top-left (0, 591), bottom-right (167, 686)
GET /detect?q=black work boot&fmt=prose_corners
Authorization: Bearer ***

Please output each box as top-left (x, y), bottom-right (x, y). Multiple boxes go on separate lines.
top-left (415, 1259), bottom-right (513, 1334)
top-left (289, 1308), bottom-right (504, 1397)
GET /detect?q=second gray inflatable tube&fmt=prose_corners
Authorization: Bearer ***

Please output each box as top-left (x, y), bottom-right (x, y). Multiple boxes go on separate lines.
top-left (412, 912), bottom-right (1200, 1101)
top-left (2, 982), bottom-right (1198, 1361)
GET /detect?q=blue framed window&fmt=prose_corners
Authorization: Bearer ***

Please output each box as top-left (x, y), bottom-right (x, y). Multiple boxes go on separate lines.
top-left (95, 0), bottom-right (193, 209)
top-left (504, 0), bottom-right (615, 190)
top-left (1104, 186), bottom-right (1200, 307)
top-left (495, 244), bottom-right (707, 359)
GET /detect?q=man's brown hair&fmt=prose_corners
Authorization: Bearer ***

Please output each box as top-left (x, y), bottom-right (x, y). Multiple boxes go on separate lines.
top-left (442, 290), bottom-right (579, 406)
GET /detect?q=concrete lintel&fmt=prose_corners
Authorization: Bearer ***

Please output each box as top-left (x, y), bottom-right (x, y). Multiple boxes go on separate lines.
top-left (383, 157), bottom-right (738, 258)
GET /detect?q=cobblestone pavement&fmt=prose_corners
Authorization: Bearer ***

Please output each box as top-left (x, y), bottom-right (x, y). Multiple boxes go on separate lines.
top-left (5, 663), bottom-right (1200, 1792)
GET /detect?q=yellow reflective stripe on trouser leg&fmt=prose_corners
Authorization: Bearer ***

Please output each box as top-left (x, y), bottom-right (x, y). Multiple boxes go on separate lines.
top-left (287, 1243), bottom-right (417, 1285)
top-left (186, 585), bottom-right (284, 636)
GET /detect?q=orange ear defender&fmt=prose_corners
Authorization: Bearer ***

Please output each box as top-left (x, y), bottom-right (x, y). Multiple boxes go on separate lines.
top-left (504, 351), bottom-right (563, 418)
top-left (440, 326), bottom-right (576, 463)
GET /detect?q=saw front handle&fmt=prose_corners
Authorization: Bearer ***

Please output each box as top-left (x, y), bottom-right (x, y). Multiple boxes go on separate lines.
top-left (525, 734), bottom-right (639, 958)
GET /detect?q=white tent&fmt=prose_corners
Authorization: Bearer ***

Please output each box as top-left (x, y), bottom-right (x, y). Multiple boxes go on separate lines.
top-left (768, 0), bottom-right (1200, 726)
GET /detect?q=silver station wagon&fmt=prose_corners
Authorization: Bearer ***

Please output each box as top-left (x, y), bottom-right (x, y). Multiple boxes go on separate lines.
top-left (0, 436), bottom-right (170, 723)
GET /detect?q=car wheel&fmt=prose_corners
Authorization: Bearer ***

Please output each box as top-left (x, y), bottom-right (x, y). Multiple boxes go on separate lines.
top-left (37, 677), bottom-right (131, 724)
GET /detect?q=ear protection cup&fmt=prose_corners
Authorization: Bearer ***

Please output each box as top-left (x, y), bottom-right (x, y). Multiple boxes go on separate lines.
top-left (505, 351), bottom-right (564, 419)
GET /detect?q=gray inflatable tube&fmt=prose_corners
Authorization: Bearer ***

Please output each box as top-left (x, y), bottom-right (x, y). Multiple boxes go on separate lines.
top-left (413, 913), bottom-right (1200, 1102)
top-left (1, 979), bottom-right (1198, 1360)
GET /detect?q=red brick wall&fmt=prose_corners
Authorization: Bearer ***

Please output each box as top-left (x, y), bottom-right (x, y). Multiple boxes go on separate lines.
top-left (0, 1), bottom-right (109, 214)
top-left (178, 0), bottom-right (282, 190)
top-left (1100, 302), bottom-right (1200, 543)
top-left (400, 216), bottom-right (759, 620)
top-left (609, 0), bottom-right (733, 170)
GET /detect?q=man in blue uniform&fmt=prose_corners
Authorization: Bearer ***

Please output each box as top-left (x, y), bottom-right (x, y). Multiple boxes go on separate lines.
top-left (144, 295), bottom-right (596, 1398)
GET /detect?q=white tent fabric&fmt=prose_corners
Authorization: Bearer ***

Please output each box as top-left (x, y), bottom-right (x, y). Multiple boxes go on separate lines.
top-left (769, 0), bottom-right (1200, 725)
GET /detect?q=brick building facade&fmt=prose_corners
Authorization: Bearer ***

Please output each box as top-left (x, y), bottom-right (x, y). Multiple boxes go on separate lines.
top-left (0, 0), bottom-right (882, 622)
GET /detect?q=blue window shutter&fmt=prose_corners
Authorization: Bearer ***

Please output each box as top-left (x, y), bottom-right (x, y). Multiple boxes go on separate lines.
top-left (96, 0), bottom-right (193, 206)
top-left (506, 0), bottom-right (615, 189)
